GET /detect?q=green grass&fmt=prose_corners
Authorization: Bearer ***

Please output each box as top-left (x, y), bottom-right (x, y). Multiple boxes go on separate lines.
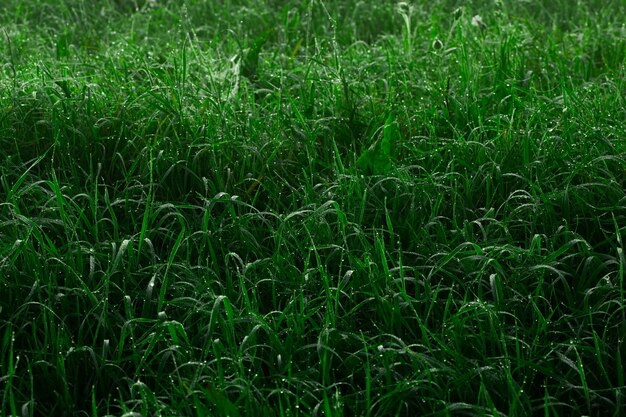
top-left (1, 0), bottom-right (625, 416)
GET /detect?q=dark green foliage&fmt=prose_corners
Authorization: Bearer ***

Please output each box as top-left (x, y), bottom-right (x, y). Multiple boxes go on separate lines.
top-left (1, 1), bottom-right (625, 416)
top-left (356, 114), bottom-right (398, 175)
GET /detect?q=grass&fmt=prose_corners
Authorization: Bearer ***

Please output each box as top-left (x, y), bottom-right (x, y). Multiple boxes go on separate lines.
top-left (0, 0), bottom-right (625, 416)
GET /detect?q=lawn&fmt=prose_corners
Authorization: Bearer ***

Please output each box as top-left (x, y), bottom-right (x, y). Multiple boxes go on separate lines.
top-left (1, 0), bottom-right (625, 416)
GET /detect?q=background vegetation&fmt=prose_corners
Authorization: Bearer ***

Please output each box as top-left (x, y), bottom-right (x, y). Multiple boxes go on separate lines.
top-left (1, 0), bottom-right (625, 415)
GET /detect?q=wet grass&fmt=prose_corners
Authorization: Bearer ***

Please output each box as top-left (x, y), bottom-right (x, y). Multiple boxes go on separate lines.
top-left (1, 0), bottom-right (625, 416)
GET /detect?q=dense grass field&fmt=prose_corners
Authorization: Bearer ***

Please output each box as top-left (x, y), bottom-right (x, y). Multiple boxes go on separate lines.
top-left (1, 0), bottom-right (625, 416)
